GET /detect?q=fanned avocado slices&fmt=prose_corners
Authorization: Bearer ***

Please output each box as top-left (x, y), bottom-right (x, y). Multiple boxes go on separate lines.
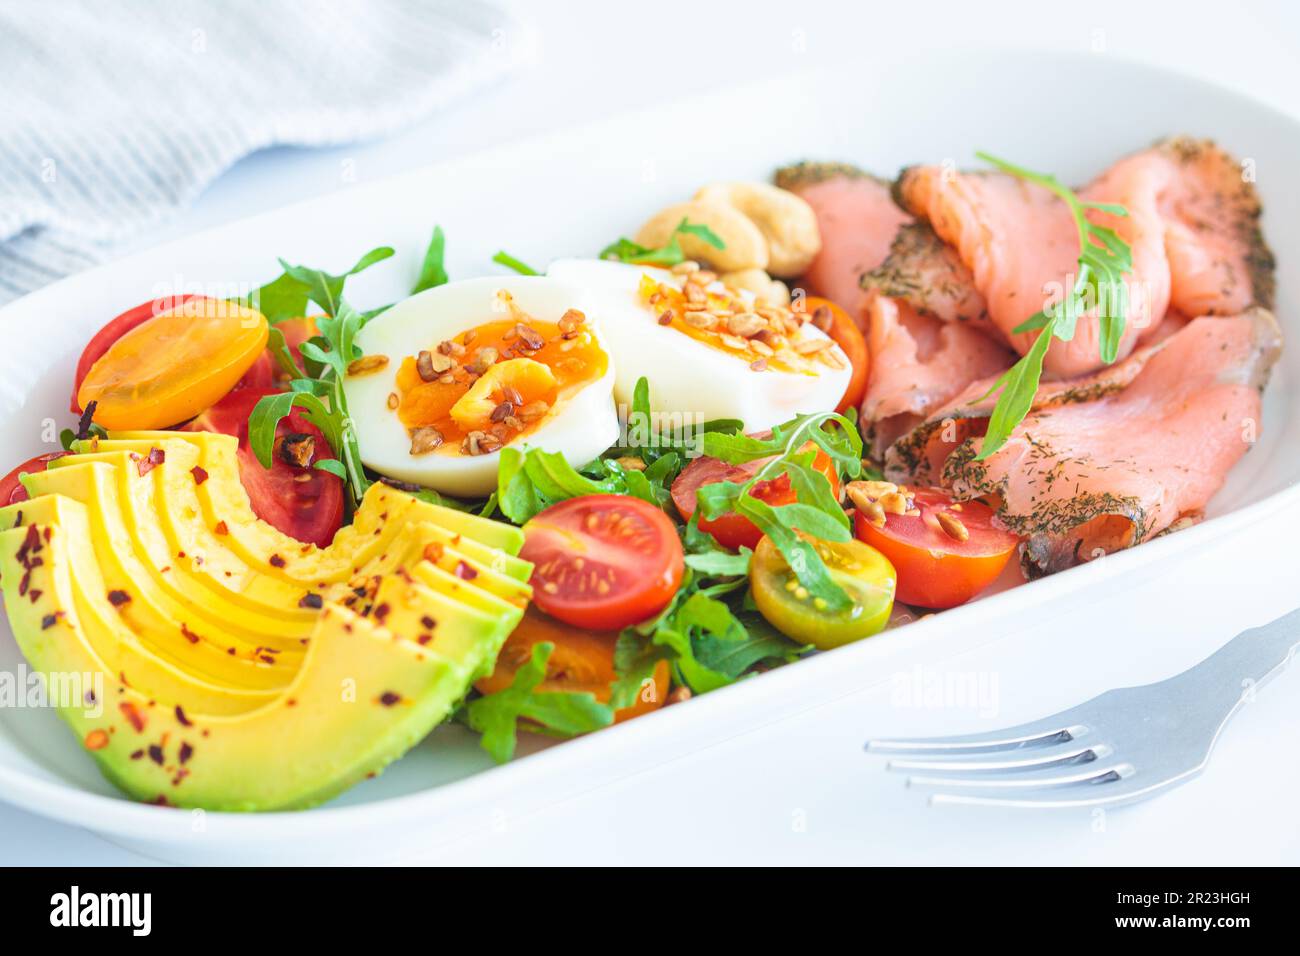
top-left (0, 431), bottom-right (531, 810)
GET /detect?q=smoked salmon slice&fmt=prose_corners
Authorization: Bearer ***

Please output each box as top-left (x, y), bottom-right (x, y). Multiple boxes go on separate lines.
top-left (774, 162), bottom-right (912, 324)
top-left (777, 163), bottom-right (1010, 457)
top-left (861, 222), bottom-right (992, 329)
top-left (885, 308), bottom-right (1283, 577)
top-left (862, 293), bottom-right (1014, 457)
top-left (1156, 138), bottom-right (1275, 316)
top-left (896, 140), bottom-right (1274, 379)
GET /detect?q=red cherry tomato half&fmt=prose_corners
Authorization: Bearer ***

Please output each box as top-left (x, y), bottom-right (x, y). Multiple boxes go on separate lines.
top-left (853, 488), bottom-right (1018, 609)
top-left (670, 438), bottom-right (840, 552)
top-left (520, 494), bottom-right (685, 630)
top-left (71, 293), bottom-right (205, 414)
top-left (187, 386), bottom-right (344, 548)
top-left (0, 452), bottom-right (72, 506)
top-left (235, 316), bottom-right (321, 391)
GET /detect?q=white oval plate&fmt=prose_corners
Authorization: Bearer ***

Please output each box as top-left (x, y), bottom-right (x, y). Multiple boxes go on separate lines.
top-left (0, 49), bottom-right (1296, 863)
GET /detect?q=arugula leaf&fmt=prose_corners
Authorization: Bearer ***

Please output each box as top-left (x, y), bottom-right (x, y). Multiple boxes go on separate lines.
top-left (495, 443), bottom-right (682, 525)
top-left (684, 549), bottom-right (752, 576)
top-left (264, 325), bottom-right (302, 379)
top-left (492, 250), bottom-right (540, 276)
top-left (599, 218), bottom-right (725, 267)
top-left (466, 642), bottom-right (614, 763)
top-left (971, 319), bottom-right (1053, 458)
top-left (693, 611), bottom-right (806, 678)
top-left (610, 513), bottom-right (791, 705)
top-left (242, 271), bottom-right (311, 325)
top-left (411, 225), bottom-right (448, 294)
top-left (240, 245), bottom-right (393, 327)
top-left (972, 152), bottom-right (1133, 459)
top-left (246, 249), bottom-right (395, 510)
top-left (697, 411), bottom-right (863, 610)
top-left (278, 246), bottom-right (394, 320)
top-left (496, 446), bottom-right (546, 524)
top-left (246, 390), bottom-right (341, 469)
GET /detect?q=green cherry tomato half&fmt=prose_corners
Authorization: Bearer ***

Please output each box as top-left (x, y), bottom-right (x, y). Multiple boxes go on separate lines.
top-left (750, 534), bottom-right (896, 650)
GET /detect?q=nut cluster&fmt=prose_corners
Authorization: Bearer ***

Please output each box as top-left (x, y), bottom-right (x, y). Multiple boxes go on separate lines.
top-left (845, 479), bottom-right (971, 542)
top-left (845, 479), bottom-right (919, 528)
top-left (648, 263), bottom-right (845, 373)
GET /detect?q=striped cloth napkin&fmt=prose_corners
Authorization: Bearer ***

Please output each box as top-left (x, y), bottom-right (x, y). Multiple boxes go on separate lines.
top-left (0, 0), bottom-right (524, 305)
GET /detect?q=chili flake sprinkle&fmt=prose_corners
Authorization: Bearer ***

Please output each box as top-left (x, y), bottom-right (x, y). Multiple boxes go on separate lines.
top-left (136, 447), bottom-right (165, 477)
top-left (119, 701), bottom-right (146, 732)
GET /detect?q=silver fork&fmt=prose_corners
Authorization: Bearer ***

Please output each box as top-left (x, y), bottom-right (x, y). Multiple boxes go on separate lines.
top-left (865, 608), bottom-right (1300, 808)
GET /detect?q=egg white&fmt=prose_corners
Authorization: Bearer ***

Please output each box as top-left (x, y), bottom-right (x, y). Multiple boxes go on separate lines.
top-left (547, 259), bottom-right (851, 432)
top-left (346, 275), bottom-right (619, 497)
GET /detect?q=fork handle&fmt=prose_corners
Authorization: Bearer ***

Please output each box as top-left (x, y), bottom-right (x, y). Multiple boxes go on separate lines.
top-left (1185, 606), bottom-right (1300, 696)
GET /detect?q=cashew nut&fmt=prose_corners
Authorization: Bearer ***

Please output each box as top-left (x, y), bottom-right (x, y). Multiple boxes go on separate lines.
top-left (721, 268), bottom-right (791, 306)
top-left (694, 182), bottom-right (821, 278)
top-left (633, 200), bottom-right (769, 273)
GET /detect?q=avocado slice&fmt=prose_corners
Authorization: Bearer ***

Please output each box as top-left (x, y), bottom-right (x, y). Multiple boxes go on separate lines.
top-left (0, 496), bottom-right (277, 715)
top-left (45, 448), bottom-right (318, 627)
top-left (2, 491), bottom-right (299, 690)
top-left (3, 436), bottom-right (534, 808)
top-left (18, 462), bottom-right (313, 672)
top-left (12, 453), bottom-right (528, 693)
top-left (1, 521), bottom-right (517, 810)
top-left (75, 434), bottom-right (529, 581)
top-left (98, 430), bottom-right (526, 557)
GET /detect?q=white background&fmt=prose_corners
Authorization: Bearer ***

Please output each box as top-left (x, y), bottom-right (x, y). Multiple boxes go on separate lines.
top-left (4, 0), bottom-right (1300, 864)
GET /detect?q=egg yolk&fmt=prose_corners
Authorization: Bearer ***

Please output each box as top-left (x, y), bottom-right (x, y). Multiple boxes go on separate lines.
top-left (394, 307), bottom-right (607, 456)
top-left (637, 273), bottom-right (826, 376)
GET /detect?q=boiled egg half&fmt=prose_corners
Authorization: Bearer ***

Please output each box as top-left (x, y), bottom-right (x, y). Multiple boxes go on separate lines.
top-left (346, 276), bottom-right (618, 496)
top-left (547, 259), bottom-right (851, 430)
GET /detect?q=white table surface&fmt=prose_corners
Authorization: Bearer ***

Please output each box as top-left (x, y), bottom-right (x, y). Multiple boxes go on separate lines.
top-left (4, 0), bottom-right (1299, 865)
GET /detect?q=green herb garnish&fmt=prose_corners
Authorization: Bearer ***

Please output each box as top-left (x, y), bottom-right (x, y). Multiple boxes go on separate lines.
top-left (492, 250), bottom-right (540, 276)
top-left (411, 225), bottom-right (448, 294)
top-left (245, 251), bottom-right (389, 510)
top-left (694, 412), bottom-right (863, 611)
top-left (610, 523), bottom-right (804, 706)
top-left (972, 152), bottom-right (1133, 459)
top-left (239, 246), bottom-right (394, 326)
top-left (465, 642), bottom-right (615, 763)
top-left (599, 218), bottom-right (724, 267)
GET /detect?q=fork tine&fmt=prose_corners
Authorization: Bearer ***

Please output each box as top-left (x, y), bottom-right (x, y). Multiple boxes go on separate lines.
top-left (906, 760), bottom-right (1133, 794)
top-left (865, 719), bottom-right (1089, 756)
top-left (885, 740), bottom-right (1107, 775)
top-left (926, 766), bottom-right (1195, 809)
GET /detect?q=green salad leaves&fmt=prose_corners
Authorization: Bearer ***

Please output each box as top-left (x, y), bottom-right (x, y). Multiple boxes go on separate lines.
top-left (599, 218), bottom-right (724, 267)
top-left (694, 412), bottom-right (863, 610)
top-left (244, 227), bottom-right (450, 511)
top-left (973, 152), bottom-right (1134, 458)
top-left (232, 227), bottom-right (851, 766)
top-left (465, 642), bottom-right (615, 763)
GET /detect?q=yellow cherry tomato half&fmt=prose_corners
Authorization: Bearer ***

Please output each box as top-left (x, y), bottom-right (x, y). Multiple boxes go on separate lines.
top-left (750, 533), bottom-right (896, 650)
top-left (77, 298), bottom-right (269, 429)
